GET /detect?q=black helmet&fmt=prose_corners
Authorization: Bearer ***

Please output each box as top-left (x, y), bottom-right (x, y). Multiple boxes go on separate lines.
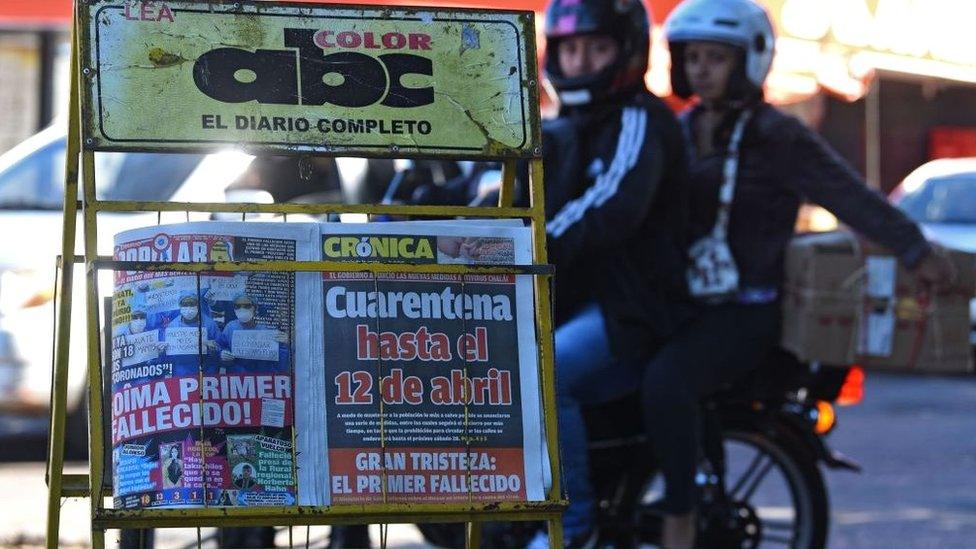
top-left (544, 0), bottom-right (651, 107)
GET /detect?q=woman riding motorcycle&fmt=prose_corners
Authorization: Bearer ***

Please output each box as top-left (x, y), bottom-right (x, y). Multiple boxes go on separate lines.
top-left (645, 1), bottom-right (957, 547)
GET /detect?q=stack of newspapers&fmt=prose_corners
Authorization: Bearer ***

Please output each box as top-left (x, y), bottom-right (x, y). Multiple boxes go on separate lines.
top-left (108, 220), bottom-right (547, 509)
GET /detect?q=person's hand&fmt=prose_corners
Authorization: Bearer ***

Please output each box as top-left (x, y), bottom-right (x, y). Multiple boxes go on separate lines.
top-left (220, 350), bottom-right (235, 362)
top-left (275, 330), bottom-right (289, 343)
top-left (156, 342), bottom-right (169, 352)
top-left (205, 339), bottom-right (218, 351)
top-left (914, 243), bottom-right (957, 293)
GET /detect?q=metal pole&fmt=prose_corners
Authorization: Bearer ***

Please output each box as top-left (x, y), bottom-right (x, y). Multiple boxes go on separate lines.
top-left (466, 521), bottom-right (483, 548)
top-left (45, 12), bottom-right (81, 549)
top-left (527, 158), bottom-right (565, 547)
top-left (866, 77), bottom-right (882, 190)
top-left (76, 0), bottom-right (107, 540)
top-left (83, 142), bottom-right (108, 549)
top-left (499, 159), bottom-right (518, 207)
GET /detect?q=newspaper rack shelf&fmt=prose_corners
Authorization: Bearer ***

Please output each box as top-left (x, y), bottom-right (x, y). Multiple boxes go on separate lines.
top-left (46, 2), bottom-right (564, 547)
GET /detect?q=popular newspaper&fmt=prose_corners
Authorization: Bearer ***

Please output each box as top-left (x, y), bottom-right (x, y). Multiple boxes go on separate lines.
top-left (110, 222), bottom-right (316, 509)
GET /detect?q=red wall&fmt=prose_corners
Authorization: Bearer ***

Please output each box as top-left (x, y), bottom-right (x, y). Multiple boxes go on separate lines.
top-left (0, 0), bottom-right (72, 27)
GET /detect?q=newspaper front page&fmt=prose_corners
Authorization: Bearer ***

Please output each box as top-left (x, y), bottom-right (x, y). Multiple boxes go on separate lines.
top-left (310, 222), bottom-right (544, 504)
top-left (110, 222), bottom-right (315, 508)
top-left (109, 221), bottom-right (545, 509)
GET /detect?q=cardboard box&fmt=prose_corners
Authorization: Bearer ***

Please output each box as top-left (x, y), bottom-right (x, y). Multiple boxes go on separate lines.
top-left (782, 231), bottom-right (975, 374)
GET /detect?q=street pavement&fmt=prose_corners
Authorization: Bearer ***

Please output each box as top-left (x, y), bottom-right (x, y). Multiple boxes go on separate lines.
top-left (0, 371), bottom-right (974, 548)
top-left (824, 371), bottom-right (976, 548)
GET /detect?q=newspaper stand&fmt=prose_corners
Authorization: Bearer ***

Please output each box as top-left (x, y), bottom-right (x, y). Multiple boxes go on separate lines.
top-left (45, 1), bottom-right (564, 547)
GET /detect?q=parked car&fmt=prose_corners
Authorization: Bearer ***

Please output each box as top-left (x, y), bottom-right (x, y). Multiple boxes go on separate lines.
top-left (889, 158), bottom-right (976, 345)
top-left (0, 123), bottom-right (257, 453)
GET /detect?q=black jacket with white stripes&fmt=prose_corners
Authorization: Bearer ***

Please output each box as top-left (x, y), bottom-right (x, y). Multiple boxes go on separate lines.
top-left (412, 89), bottom-right (689, 360)
top-left (542, 90), bottom-right (690, 360)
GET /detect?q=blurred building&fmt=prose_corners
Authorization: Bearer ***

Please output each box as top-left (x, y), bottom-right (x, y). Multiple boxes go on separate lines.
top-left (0, 1), bottom-right (71, 154)
top-left (3, 0), bottom-right (976, 195)
top-left (763, 0), bottom-right (976, 194)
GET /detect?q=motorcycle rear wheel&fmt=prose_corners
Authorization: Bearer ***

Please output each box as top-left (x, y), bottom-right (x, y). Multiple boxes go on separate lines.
top-left (720, 428), bottom-right (828, 548)
top-left (636, 427), bottom-right (829, 549)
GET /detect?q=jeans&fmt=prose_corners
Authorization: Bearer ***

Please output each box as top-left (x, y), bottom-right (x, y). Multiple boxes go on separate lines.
top-left (555, 303), bottom-right (641, 537)
top-left (642, 302), bottom-right (780, 514)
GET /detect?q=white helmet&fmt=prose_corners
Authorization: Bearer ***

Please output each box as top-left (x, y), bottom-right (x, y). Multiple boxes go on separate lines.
top-left (664, 0), bottom-right (775, 99)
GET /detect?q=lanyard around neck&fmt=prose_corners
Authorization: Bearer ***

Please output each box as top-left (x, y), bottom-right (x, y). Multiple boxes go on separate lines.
top-left (711, 109), bottom-right (753, 240)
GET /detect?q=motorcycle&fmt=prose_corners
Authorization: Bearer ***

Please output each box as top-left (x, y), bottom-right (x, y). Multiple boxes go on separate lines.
top-left (358, 163), bottom-right (862, 548)
top-left (416, 351), bottom-right (863, 549)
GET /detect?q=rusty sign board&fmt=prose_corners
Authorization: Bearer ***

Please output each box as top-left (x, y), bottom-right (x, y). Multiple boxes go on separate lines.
top-left (79, 1), bottom-right (540, 158)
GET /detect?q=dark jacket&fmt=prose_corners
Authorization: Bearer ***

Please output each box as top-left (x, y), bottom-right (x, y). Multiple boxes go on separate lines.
top-left (683, 102), bottom-right (929, 294)
top-left (418, 89), bottom-right (689, 360)
top-left (543, 91), bottom-right (690, 360)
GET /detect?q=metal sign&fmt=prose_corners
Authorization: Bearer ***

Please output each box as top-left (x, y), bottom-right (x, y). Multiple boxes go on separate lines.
top-left (80, 1), bottom-right (540, 157)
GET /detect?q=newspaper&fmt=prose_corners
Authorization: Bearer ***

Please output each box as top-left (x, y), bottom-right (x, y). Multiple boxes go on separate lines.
top-left (305, 222), bottom-right (544, 505)
top-left (109, 221), bottom-right (545, 508)
top-left (110, 222), bottom-right (316, 509)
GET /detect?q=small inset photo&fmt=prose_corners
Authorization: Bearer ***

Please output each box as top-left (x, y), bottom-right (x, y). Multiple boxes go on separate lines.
top-left (159, 442), bottom-right (184, 489)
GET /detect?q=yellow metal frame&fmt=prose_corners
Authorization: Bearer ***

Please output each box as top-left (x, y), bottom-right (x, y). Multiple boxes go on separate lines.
top-left (46, 2), bottom-right (563, 548)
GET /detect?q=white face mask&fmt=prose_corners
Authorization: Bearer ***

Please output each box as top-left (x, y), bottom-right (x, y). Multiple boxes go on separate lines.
top-left (130, 319), bottom-right (147, 333)
top-left (180, 306), bottom-right (199, 321)
top-left (236, 309), bottom-right (254, 323)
